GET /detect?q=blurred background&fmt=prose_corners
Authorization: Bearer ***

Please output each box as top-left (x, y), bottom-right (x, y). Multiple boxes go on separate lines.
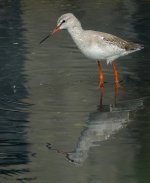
top-left (0, 0), bottom-right (150, 183)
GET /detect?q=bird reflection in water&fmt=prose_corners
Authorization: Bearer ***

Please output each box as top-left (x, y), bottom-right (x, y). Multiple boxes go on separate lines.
top-left (46, 87), bottom-right (144, 165)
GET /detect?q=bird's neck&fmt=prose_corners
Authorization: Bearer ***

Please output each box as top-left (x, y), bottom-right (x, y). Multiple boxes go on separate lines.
top-left (68, 24), bottom-right (83, 36)
top-left (67, 26), bottom-right (84, 47)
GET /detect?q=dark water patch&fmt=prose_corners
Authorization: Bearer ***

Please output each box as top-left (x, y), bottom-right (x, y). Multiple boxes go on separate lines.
top-left (0, 0), bottom-right (30, 180)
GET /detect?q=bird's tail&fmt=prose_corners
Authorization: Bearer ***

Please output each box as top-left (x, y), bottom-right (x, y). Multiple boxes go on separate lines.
top-left (127, 42), bottom-right (144, 51)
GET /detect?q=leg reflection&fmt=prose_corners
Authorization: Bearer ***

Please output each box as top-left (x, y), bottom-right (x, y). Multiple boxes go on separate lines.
top-left (100, 86), bottom-right (104, 108)
top-left (99, 83), bottom-right (119, 108)
top-left (114, 82), bottom-right (119, 105)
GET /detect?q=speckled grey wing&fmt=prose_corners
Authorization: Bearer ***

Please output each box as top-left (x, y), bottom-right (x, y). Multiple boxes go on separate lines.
top-left (97, 32), bottom-right (143, 51)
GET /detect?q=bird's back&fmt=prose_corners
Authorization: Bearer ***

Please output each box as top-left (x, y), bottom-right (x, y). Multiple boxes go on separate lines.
top-left (85, 30), bottom-right (143, 51)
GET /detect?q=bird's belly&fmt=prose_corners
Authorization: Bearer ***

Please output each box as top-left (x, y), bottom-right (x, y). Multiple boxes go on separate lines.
top-left (80, 45), bottom-right (122, 61)
top-left (82, 47), bottom-right (106, 60)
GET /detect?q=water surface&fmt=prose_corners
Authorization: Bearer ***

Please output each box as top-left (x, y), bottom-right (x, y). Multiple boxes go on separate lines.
top-left (0, 0), bottom-right (150, 183)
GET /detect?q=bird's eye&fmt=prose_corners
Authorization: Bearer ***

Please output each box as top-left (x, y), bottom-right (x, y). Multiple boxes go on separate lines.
top-left (58, 20), bottom-right (66, 27)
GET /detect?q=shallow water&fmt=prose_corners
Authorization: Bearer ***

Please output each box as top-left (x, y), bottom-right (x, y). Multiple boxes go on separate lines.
top-left (0, 0), bottom-right (150, 183)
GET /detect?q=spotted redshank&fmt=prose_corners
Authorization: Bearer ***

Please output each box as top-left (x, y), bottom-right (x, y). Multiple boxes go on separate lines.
top-left (40, 13), bottom-right (144, 88)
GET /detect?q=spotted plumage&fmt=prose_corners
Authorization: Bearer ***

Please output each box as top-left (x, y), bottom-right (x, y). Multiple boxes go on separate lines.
top-left (40, 13), bottom-right (144, 88)
top-left (55, 13), bottom-right (143, 64)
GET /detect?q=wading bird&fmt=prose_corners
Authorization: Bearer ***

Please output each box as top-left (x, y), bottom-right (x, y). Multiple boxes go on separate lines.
top-left (40, 13), bottom-right (143, 89)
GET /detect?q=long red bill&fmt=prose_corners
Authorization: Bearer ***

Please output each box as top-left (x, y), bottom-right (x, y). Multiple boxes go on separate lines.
top-left (51, 26), bottom-right (61, 34)
top-left (39, 26), bottom-right (61, 44)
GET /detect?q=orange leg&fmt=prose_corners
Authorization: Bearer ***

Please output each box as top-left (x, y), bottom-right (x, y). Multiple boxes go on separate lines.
top-left (112, 62), bottom-right (119, 94)
top-left (112, 62), bottom-right (119, 84)
top-left (97, 61), bottom-right (104, 88)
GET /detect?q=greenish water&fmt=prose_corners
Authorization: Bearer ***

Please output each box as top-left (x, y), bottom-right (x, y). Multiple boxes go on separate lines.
top-left (0, 0), bottom-right (150, 183)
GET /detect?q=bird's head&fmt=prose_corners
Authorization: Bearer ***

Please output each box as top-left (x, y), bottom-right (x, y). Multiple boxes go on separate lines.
top-left (39, 13), bottom-right (81, 44)
top-left (54, 13), bottom-right (77, 32)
